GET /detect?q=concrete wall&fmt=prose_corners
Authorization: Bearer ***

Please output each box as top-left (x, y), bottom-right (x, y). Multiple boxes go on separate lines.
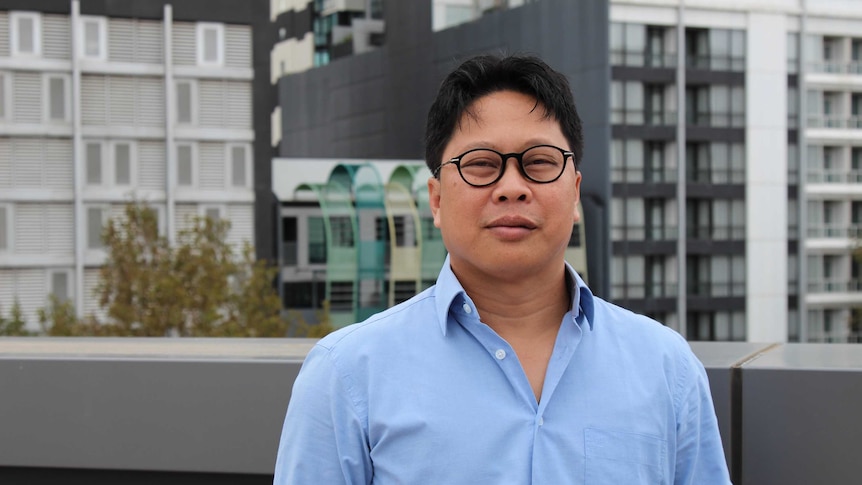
top-left (2, 338), bottom-right (862, 484)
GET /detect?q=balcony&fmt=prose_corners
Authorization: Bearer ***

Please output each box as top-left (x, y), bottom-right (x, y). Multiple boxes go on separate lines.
top-left (807, 61), bottom-right (862, 75)
top-left (612, 225), bottom-right (678, 242)
top-left (806, 223), bottom-right (862, 239)
top-left (687, 225), bottom-right (746, 240)
top-left (806, 277), bottom-right (862, 294)
top-left (807, 114), bottom-right (862, 129)
top-left (806, 169), bottom-right (862, 184)
top-left (611, 167), bottom-right (678, 184)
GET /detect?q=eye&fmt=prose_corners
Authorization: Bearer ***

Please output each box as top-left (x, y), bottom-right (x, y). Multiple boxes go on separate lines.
top-left (460, 152), bottom-right (501, 169)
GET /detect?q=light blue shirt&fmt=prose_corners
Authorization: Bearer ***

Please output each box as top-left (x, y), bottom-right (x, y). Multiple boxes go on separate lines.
top-left (274, 259), bottom-right (731, 484)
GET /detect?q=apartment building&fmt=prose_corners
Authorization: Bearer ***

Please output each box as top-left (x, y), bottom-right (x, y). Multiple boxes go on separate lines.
top-left (0, 0), bottom-right (272, 328)
top-left (608, 0), bottom-right (862, 342)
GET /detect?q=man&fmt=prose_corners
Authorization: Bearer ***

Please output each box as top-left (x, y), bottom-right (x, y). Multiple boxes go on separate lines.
top-left (274, 54), bottom-right (731, 484)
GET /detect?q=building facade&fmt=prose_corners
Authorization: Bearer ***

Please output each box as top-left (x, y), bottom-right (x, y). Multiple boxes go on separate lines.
top-left (0, 0), bottom-right (273, 327)
top-left (271, 0), bottom-right (862, 342)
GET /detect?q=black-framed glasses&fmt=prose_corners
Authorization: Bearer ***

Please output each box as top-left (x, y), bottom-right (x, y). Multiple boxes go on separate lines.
top-left (434, 145), bottom-right (575, 187)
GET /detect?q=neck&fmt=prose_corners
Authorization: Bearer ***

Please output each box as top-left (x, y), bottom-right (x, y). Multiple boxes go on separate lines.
top-left (454, 261), bottom-right (571, 337)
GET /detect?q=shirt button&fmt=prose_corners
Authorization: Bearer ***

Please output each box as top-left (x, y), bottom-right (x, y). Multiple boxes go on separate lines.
top-left (495, 349), bottom-right (506, 360)
top-left (538, 417), bottom-right (544, 426)
top-left (462, 303), bottom-right (472, 314)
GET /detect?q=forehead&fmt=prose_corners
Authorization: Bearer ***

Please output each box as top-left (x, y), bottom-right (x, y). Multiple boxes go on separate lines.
top-left (450, 90), bottom-right (566, 148)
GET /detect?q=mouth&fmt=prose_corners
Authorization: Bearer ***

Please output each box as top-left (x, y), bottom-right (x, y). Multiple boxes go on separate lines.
top-left (486, 216), bottom-right (538, 231)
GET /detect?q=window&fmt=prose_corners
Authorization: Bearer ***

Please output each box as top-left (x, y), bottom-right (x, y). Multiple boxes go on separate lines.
top-left (85, 141), bottom-right (103, 185)
top-left (10, 12), bottom-right (41, 57)
top-left (87, 206), bottom-right (106, 249)
top-left (176, 143), bottom-right (195, 187)
top-left (196, 23), bottom-right (224, 66)
top-left (44, 74), bottom-right (70, 122)
top-left (201, 205), bottom-right (224, 221)
top-left (176, 80), bottom-right (196, 125)
top-left (80, 16), bottom-right (107, 61)
top-left (282, 216), bottom-right (298, 265)
top-left (0, 72), bottom-right (8, 121)
top-left (228, 144), bottom-right (251, 188)
top-left (49, 270), bottom-right (72, 303)
top-left (308, 216), bottom-right (327, 264)
top-left (0, 205), bottom-right (10, 251)
top-left (114, 142), bottom-right (133, 186)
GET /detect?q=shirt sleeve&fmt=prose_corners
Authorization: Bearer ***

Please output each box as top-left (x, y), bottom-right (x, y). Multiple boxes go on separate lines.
top-left (273, 344), bottom-right (372, 485)
top-left (674, 347), bottom-right (733, 485)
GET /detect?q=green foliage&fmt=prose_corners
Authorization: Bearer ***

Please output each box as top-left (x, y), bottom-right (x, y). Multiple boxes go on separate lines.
top-left (0, 300), bottom-right (32, 336)
top-left (29, 201), bottom-right (337, 338)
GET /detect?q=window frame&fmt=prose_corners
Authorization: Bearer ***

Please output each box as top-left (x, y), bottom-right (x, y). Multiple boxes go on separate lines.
top-left (0, 204), bottom-right (12, 252)
top-left (175, 142), bottom-right (198, 188)
top-left (84, 140), bottom-right (105, 187)
top-left (196, 22), bottom-right (225, 67)
top-left (226, 143), bottom-right (252, 189)
top-left (199, 204), bottom-right (226, 222)
top-left (43, 73), bottom-right (71, 123)
top-left (86, 205), bottom-right (109, 250)
top-left (175, 79), bottom-right (198, 125)
top-left (112, 140), bottom-right (136, 187)
top-left (47, 268), bottom-right (74, 303)
top-left (79, 15), bottom-right (108, 61)
top-left (10, 11), bottom-right (42, 57)
top-left (0, 71), bottom-right (10, 121)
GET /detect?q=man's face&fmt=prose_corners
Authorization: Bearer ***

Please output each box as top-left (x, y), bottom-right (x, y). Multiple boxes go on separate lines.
top-left (428, 90), bottom-right (582, 284)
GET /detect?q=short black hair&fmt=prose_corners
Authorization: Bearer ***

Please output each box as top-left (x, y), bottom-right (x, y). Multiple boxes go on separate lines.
top-left (424, 54), bottom-right (583, 175)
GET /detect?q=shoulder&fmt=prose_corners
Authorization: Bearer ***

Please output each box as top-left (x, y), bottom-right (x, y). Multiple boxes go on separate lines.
top-left (590, 296), bottom-right (688, 350)
top-left (314, 285), bottom-right (441, 357)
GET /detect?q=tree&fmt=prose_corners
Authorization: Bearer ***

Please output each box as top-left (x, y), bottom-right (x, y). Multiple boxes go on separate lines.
top-left (0, 300), bottom-right (32, 336)
top-left (90, 202), bottom-right (288, 337)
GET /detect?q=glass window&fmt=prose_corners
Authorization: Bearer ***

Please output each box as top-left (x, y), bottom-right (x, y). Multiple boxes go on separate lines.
top-left (51, 271), bottom-right (70, 302)
top-left (47, 75), bottom-right (69, 121)
top-left (11, 12), bottom-right (41, 56)
top-left (230, 145), bottom-right (248, 187)
top-left (282, 217), bottom-right (298, 266)
top-left (308, 216), bottom-right (327, 264)
top-left (114, 143), bottom-right (131, 185)
top-left (0, 205), bottom-right (8, 250)
top-left (624, 24), bottom-right (646, 66)
top-left (204, 206), bottom-right (221, 221)
top-left (86, 142), bottom-right (102, 185)
top-left (0, 73), bottom-right (6, 120)
top-left (197, 23), bottom-right (224, 66)
top-left (176, 144), bottom-right (194, 186)
top-left (81, 16), bottom-right (106, 60)
top-left (87, 207), bottom-right (104, 249)
top-left (176, 81), bottom-right (194, 124)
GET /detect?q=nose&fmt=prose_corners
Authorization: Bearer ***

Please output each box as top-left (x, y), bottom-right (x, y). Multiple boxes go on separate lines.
top-left (492, 156), bottom-right (531, 202)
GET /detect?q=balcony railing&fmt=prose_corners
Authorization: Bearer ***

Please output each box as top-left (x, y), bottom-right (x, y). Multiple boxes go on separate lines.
top-left (806, 170), bottom-right (862, 184)
top-left (686, 55), bottom-right (745, 71)
top-left (807, 61), bottom-right (862, 75)
top-left (612, 225), bottom-right (679, 241)
top-left (807, 224), bottom-right (862, 239)
top-left (611, 168), bottom-right (678, 184)
top-left (687, 169), bottom-right (746, 184)
top-left (687, 281), bottom-right (746, 297)
top-left (611, 283), bottom-right (679, 300)
top-left (610, 51), bottom-right (677, 68)
top-left (687, 225), bottom-right (746, 240)
top-left (807, 115), bottom-right (862, 129)
top-left (612, 109), bottom-right (678, 126)
top-left (687, 112), bottom-right (745, 128)
top-left (807, 278), bottom-right (862, 293)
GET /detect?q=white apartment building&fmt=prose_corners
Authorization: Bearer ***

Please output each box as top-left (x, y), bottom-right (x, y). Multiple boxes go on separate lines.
top-left (0, 1), bottom-right (256, 328)
top-left (608, 0), bottom-right (862, 342)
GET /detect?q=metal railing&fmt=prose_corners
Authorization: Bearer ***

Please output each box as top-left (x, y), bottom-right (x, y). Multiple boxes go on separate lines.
top-left (807, 61), bottom-right (862, 75)
top-left (611, 225), bottom-right (679, 241)
top-left (806, 224), bottom-right (862, 239)
top-left (806, 278), bottom-right (862, 293)
top-left (807, 115), bottom-right (862, 129)
top-left (687, 225), bottom-right (746, 240)
top-left (611, 168), bottom-right (678, 184)
top-left (806, 170), bottom-right (862, 184)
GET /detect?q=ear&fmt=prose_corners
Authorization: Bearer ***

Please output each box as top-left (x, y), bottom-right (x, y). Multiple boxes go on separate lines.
top-left (572, 170), bottom-right (582, 224)
top-left (428, 176), bottom-right (443, 228)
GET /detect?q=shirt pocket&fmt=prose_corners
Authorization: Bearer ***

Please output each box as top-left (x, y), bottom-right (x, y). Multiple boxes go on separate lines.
top-left (584, 427), bottom-right (667, 485)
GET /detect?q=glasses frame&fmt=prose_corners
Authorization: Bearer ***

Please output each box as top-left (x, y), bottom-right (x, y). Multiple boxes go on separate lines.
top-left (434, 144), bottom-right (576, 187)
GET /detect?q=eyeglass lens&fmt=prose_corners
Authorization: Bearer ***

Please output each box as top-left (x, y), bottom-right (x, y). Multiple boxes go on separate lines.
top-left (458, 146), bottom-right (567, 185)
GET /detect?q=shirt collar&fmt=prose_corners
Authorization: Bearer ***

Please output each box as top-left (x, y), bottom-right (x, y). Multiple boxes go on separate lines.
top-left (433, 255), bottom-right (595, 336)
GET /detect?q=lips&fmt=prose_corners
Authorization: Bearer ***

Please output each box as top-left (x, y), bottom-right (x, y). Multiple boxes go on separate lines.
top-left (486, 215), bottom-right (538, 230)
